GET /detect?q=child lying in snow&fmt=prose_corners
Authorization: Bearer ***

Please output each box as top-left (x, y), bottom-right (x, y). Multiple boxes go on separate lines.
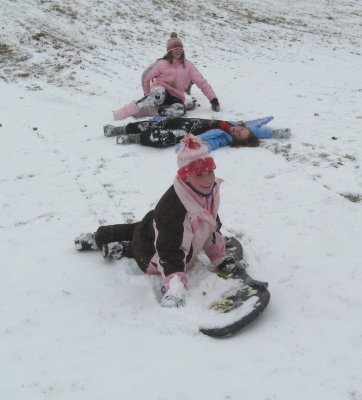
top-left (104, 117), bottom-right (291, 150)
top-left (74, 134), bottom-right (241, 308)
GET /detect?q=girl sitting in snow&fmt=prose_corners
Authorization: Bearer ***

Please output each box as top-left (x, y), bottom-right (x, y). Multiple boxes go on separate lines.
top-left (104, 117), bottom-right (291, 150)
top-left (74, 134), bottom-right (237, 307)
top-left (112, 33), bottom-right (220, 121)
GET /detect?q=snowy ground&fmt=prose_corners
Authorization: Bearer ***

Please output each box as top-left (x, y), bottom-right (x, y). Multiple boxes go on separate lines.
top-left (1, 0), bottom-right (362, 399)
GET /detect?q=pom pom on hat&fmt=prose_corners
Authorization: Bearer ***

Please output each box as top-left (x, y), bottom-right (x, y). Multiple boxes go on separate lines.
top-left (177, 134), bottom-right (216, 178)
top-left (167, 32), bottom-right (184, 52)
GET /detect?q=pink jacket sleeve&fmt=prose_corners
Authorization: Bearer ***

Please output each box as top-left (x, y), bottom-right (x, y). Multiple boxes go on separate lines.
top-left (188, 62), bottom-right (217, 101)
top-left (143, 62), bottom-right (162, 95)
top-left (203, 231), bottom-right (227, 262)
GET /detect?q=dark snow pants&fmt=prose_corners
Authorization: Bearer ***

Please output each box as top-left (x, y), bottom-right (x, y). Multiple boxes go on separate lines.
top-left (94, 211), bottom-right (156, 273)
top-left (95, 223), bottom-right (138, 258)
top-left (125, 118), bottom-right (222, 147)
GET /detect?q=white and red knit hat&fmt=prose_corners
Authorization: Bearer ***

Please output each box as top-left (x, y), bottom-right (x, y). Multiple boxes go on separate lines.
top-left (177, 134), bottom-right (216, 178)
top-left (167, 32), bottom-right (184, 52)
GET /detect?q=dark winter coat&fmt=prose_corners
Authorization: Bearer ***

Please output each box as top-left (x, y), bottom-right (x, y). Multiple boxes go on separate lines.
top-left (132, 177), bottom-right (226, 278)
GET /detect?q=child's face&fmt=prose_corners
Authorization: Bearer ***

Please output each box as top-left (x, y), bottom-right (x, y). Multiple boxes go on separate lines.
top-left (172, 48), bottom-right (184, 59)
top-left (229, 126), bottom-right (250, 140)
top-left (185, 170), bottom-right (216, 195)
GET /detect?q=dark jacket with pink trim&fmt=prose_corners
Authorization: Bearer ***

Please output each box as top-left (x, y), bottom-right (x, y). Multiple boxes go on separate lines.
top-left (132, 177), bottom-right (226, 280)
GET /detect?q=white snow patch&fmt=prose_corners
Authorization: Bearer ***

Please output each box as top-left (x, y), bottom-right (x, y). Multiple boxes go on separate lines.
top-left (1, 1), bottom-right (362, 399)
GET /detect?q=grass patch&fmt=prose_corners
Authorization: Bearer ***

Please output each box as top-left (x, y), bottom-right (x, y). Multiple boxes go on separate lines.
top-left (50, 4), bottom-right (78, 20)
top-left (340, 193), bottom-right (362, 203)
top-left (0, 43), bottom-right (13, 56)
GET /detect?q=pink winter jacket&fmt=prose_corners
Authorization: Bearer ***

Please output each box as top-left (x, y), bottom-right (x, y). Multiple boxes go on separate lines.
top-left (143, 59), bottom-right (217, 102)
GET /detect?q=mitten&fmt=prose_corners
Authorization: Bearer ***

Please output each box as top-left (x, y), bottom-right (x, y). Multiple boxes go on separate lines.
top-left (216, 256), bottom-right (248, 274)
top-left (161, 273), bottom-right (187, 308)
top-left (210, 98), bottom-right (220, 112)
top-left (216, 255), bottom-right (237, 274)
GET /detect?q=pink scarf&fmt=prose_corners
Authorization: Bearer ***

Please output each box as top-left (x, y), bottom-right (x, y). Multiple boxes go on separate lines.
top-left (177, 176), bottom-right (215, 214)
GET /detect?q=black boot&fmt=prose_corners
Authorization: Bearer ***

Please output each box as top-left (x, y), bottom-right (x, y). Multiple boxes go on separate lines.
top-left (104, 125), bottom-right (126, 137)
top-left (116, 134), bottom-right (140, 145)
top-left (101, 242), bottom-right (124, 260)
top-left (74, 232), bottom-right (98, 251)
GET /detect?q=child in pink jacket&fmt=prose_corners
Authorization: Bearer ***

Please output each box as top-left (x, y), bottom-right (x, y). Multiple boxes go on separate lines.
top-left (113, 33), bottom-right (220, 120)
top-left (74, 134), bottom-right (237, 308)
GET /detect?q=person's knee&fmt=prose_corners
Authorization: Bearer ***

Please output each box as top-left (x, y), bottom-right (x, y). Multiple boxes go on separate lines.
top-left (151, 87), bottom-right (166, 104)
top-left (94, 226), bottom-right (108, 249)
top-left (136, 87), bottom-right (166, 110)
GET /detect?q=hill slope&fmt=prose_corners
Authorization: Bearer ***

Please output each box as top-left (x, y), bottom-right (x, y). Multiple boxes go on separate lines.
top-left (1, 1), bottom-right (362, 399)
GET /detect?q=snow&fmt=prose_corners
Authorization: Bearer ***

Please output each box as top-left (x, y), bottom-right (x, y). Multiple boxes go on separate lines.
top-left (160, 274), bottom-right (187, 307)
top-left (1, 0), bottom-right (362, 399)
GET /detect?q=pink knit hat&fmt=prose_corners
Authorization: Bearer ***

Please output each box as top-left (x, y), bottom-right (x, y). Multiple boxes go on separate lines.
top-left (167, 32), bottom-right (184, 52)
top-left (177, 134), bottom-right (216, 178)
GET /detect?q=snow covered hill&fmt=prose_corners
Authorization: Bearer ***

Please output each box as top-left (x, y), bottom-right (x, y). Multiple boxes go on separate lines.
top-left (1, 0), bottom-right (361, 92)
top-left (1, 1), bottom-right (362, 399)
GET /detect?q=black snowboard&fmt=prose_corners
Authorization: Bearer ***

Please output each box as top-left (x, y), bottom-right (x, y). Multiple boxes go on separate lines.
top-left (199, 237), bottom-right (270, 338)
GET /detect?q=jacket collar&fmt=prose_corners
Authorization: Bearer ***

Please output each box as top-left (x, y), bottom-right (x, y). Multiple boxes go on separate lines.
top-left (173, 176), bottom-right (223, 219)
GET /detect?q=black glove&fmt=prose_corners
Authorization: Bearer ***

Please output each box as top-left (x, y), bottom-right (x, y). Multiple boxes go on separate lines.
top-left (217, 256), bottom-right (248, 275)
top-left (210, 98), bottom-right (220, 112)
top-left (217, 256), bottom-right (237, 274)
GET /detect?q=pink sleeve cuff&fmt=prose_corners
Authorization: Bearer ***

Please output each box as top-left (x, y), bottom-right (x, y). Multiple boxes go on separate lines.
top-left (163, 272), bottom-right (188, 290)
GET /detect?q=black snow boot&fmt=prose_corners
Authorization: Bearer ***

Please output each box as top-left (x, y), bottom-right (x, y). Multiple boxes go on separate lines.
top-left (116, 133), bottom-right (140, 145)
top-left (101, 242), bottom-right (125, 260)
top-left (104, 125), bottom-right (126, 137)
top-left (74, 232), bottom-right (98, 251)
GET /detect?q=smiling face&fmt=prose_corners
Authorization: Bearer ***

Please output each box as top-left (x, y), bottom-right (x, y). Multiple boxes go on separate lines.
top-left (184, 170), bottom-right (216, 195)
top-left (171, 48), bottom-right (184, 59)
top-left (229, 126), bottom-right (250, 141)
